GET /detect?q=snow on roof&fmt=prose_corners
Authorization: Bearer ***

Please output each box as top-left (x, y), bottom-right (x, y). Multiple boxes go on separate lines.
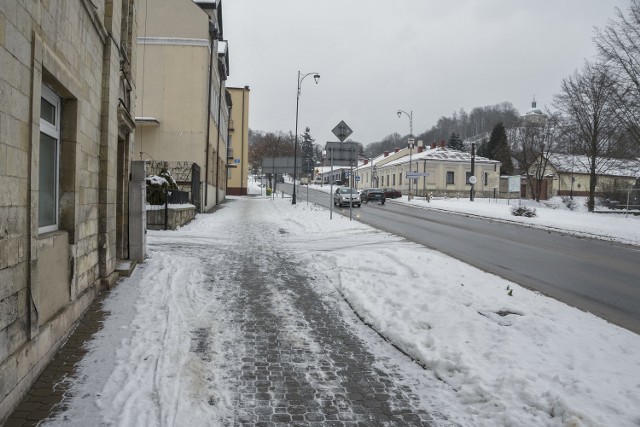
top-left (146, 175), bottom-right (169, 186)
top-left (380, 147), bottom-right (500, 168)
top-left (547, 153), bottom-right (640, 178)
top-left (217, 40), bottom-right (227, 55)
top-left (321, 147), bottom-right (500, 174)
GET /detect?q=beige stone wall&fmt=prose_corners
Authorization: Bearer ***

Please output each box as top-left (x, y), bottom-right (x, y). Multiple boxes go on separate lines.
top-left (0, 0), bottom-right (137, 421)
top-left (146, 205), bottom-right (196, 230)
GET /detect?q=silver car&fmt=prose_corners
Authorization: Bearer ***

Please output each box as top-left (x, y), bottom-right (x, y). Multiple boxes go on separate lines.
top-left (333, 187), bottom-right (361, 207)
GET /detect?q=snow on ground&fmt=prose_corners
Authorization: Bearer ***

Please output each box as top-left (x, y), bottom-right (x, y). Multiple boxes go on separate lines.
top-left (251, 176), bottom-right (640, 425)
top-left (280, 176), bottom-right (640, 246)
top-left (42, 177), bottom-right (640, 426)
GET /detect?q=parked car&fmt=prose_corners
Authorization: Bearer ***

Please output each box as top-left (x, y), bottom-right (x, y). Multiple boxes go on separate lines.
top-left (333, 187), bottom-right (361, 207)
top-left (300, 177), bottom-right (309, 185)
top-left (360, 188), bottom-right (386, 204)
top-left (383, 187), bottom-right (402, 198)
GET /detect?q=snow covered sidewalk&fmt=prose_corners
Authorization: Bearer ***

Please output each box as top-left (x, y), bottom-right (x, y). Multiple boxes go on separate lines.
top-left (25, 194), bottom-right (640, 426)
top-left (36, 197), bottom-right (444, 426)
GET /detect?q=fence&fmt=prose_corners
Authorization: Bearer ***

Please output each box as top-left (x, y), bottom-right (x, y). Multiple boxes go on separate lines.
top-left (146, 188), bottom-right (190, 205)
top-left (602, 188), bottom-right (640, 215)
top-left (146, 188), bottom-right (194, 230)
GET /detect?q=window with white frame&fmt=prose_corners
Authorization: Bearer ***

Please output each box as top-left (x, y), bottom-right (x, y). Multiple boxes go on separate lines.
top-left (39, 85), bottom-right (61, 233)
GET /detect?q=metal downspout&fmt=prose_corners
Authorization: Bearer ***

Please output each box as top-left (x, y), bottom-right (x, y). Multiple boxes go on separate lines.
top-left (204, 29), bottom-right (215, 210)
top-left (215, 59), bottom-right (224, 206)
top-left (241, 87), bottom-right (247, 194)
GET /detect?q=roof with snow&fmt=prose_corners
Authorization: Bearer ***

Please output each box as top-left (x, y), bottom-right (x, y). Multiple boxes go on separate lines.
top-left (380, 147), bottom-right (500, 168)
top-left (546, 153), bottom-right (640, 178)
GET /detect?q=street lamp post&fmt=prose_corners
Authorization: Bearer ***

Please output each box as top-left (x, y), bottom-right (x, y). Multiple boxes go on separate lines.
top-left (397, 109), bottom-right (413, 199)
top-left (292, 71), bottom-right (320, 204)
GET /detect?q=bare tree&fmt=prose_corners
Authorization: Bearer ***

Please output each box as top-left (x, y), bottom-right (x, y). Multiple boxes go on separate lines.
top-left (248, 131), bottom-right (295, 174)
top-left (553, 62), bottom-right (624, 211)
top-left (595, 0), bottom-right (640, 147)
top-left (363, 133), bottom-right (401, 158)
top-left (509, 113), bottom-right (561, 202)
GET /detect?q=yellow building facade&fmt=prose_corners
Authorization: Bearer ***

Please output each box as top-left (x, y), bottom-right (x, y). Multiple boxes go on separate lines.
top-left (227, 87), bottom-right (250, 195)
top-left (134, 0), bottom-right (230, 211)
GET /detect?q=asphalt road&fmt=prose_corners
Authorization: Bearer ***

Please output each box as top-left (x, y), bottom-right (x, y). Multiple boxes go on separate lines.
top-left (284, 183), bottom-right (640, 335)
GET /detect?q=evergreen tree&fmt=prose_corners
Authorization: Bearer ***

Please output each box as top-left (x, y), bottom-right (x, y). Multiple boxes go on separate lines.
top-left (300, 127), bottom-right (316, 176)
top-left (448, 132), bottom-right (465, 151)
top-left (487, 122), bottom-right (514, 175)
top-left (475, 139), bottom-right (489, 158)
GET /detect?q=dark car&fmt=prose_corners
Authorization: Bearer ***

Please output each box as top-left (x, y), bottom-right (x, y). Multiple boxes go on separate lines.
top-left (383, 187), bottom-right (402, 199)
top-left (361, 188), bottom-right (386, 204)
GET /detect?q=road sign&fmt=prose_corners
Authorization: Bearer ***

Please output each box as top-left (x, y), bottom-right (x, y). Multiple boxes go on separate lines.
top-left (508, 175), bottom-right (520, 192)
top-left (262, 157), bottom-right (296, 174)
top-left (406, 172), bottom-right (429, 178)
top-left (355, 176), bottom-right (360, 181)
top-left (469, 176), bottom-right (477, 185)
top-left (325, 141), bottom-right (358, 166)
top-left (332, 121), bottom-right (353, 142)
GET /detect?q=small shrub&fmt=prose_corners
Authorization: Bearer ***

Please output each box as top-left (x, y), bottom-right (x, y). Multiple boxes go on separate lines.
top-left (146, 167), bottom-right (178, 205)
top-left (511, 205), bottom-right (537, 217)
top-left (561, 196), bottom-right (578, 211)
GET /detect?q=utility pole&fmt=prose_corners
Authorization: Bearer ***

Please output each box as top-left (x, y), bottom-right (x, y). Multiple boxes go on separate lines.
top-left (470, 143), bottom-right (476, 201)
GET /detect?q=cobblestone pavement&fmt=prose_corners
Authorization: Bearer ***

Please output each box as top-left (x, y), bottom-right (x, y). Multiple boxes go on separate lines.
top-left (3, 296), bottom-right (108, 427)
top-left (5, 199), bottom-right (450, 426)
top-left (199, 206), bottom-right (444, 426)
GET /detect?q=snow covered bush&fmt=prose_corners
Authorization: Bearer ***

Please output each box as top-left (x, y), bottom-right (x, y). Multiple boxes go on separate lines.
top-left (146, 167), bottom-right (178, 205)
top-left (561, 196), bottom-right (578, 211)
top-left (511, 204), bottom-right (537, 217)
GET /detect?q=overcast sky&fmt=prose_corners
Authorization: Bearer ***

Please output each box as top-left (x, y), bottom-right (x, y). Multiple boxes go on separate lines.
top-left (223, 1), bottom-right (629, 146)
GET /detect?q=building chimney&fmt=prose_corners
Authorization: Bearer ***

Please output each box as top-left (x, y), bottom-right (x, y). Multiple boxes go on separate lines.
top-left (384, 151), bottom-right (389, 157)
top-left (418, 146), bottom-right (424, 153)
top-left (363, 159), bottom-right (369, 165)
top-left (440, 140), bottom-right (446, 148)
top-left (431, 143), bottom-right (436, 149)
top-left (394, 148), bottom-right (400, 153)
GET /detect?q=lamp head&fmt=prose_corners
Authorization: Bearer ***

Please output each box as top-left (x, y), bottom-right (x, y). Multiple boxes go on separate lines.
top-left (314, 74), bottom-right (320, 83)
top-left (397, 110), bottom-right (401, 118)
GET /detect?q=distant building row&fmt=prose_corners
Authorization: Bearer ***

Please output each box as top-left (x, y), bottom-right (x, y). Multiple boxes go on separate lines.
top-left (315, 99), bottom-right (640, 202)
top-left (316, 141), bottom-right (502, 199)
